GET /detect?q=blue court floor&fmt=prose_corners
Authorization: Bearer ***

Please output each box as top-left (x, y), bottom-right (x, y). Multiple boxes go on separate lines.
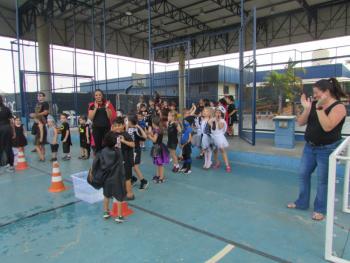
top-left (0, 139), bottom-right (349, 263)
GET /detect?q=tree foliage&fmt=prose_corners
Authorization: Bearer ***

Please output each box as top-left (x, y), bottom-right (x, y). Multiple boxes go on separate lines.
top-left (263, 59), bottom-right (304, 113)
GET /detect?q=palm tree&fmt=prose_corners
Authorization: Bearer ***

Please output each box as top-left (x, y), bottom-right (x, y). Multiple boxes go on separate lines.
top-left (263, 59), bottom-right (303, 114)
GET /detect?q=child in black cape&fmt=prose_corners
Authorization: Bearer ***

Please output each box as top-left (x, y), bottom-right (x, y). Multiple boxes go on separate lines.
top-left (92, 131), bottom-right (127, 223)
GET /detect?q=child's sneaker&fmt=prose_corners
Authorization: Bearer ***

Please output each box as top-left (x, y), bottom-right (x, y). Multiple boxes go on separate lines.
top-left (152, 175), bottom-right (159, 181)
top-left (172, 166), bottom-right (179, 173)
top-left (6, 166), bottom-right (15, 173)
top-left (179, 166), bottom-right (186, 173)
top-left (155, 177), bottom-right (165, 184)
top-left (203, 163), bottom-right (211, 170)
top-left (103, 211), bottom-right (110, 220)
top-left (115, 216), bottom-right (124, 223)
top-left (139, 179), bottom-right (149, 190)
top-left (183, 169), bottom-right (191, 175)
top-left (131, 176), bottom-right (138, 186)
top-left (226, 166), bottom-right (232, 173)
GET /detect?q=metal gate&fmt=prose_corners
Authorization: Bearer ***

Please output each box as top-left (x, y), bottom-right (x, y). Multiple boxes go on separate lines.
top-left (239, 4), bottom-right (257, 145)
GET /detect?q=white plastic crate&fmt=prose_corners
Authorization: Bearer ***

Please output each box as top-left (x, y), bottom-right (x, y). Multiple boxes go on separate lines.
top-left (71, 171), bottom-right (104, 204)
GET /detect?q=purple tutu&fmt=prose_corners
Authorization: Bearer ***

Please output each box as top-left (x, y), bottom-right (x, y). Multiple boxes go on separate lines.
top-left (153, 143), bottom-right (169, 166)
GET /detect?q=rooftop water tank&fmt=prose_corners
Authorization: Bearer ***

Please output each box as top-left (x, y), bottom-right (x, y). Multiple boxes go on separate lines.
top-left (312, 49), bottom-right (331, 66)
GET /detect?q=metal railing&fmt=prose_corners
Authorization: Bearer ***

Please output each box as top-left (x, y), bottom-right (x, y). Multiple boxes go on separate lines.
top-left (325, 137), bottom-right (350, 263)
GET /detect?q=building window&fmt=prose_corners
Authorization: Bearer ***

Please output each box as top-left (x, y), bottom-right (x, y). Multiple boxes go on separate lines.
top-left (199, 85), bottom-right (209, 93)
top-left (223, 85), bottom-right (229, 94)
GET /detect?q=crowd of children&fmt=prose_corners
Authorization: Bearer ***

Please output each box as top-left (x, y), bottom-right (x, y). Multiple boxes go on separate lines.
top-left (115, 96), bottom-right (236, 177)
top-left (88, 94), bottom-right (238, 223)
top-left (10, 94), bottom-right (237, 223)
top-left (12, 113), bottom-right (90, 164)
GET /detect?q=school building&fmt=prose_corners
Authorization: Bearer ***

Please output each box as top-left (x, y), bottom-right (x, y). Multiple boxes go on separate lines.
top-left (80, 63), bottom-right (350, 107)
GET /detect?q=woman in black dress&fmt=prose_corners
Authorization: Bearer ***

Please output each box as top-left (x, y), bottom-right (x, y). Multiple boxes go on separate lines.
top-left (0, 95), bottom-right (15, 173)
top-left (88, 89), bottom-right (116, 153)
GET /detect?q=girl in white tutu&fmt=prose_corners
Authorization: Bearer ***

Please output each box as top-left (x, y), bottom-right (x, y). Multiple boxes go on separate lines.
top-left (201, 107), bottom-right (215, 169)
top-left (210, 106), bottom-right (231, 172)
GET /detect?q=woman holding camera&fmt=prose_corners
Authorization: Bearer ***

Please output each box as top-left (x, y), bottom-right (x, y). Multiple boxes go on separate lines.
top-left (287, 78), bottom-right (347, 221)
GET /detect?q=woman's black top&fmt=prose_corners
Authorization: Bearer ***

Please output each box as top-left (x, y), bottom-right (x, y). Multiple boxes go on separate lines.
top-left (0, 106), bottom-right (12, 125)
top-left (304, 101), bottom-right (345, 146)
top-left (89, 103), bottom-right (110, 128)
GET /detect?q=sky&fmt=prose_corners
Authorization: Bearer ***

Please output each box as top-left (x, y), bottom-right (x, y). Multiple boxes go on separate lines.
top-left (1, 35), bottom-right (350, 94)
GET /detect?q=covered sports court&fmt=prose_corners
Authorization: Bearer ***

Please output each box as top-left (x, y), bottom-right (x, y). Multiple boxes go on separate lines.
top-left (0, 0), bottom-right (349, 262)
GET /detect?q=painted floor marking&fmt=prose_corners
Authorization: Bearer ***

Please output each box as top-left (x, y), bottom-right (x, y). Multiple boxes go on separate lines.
top-left (205, 244), bottom-right (235, 263)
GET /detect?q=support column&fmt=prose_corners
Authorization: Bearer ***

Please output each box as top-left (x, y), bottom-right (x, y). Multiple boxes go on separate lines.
top-left (178, 47), bottom-right (186, 112)
top-left (36, 16), bottom-right (52, 106)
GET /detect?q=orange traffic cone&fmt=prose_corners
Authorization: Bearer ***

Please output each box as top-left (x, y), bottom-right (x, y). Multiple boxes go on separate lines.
top-left (16, 147), bottom-right (28, 171)
top-left (48, 161), bottom-right (67, 193)
top-left (110, 199), bottom-right (133, 217)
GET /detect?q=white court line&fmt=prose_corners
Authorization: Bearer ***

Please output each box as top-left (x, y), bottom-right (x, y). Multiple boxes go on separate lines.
top-left (205, 244), bottom-right (235, 263)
